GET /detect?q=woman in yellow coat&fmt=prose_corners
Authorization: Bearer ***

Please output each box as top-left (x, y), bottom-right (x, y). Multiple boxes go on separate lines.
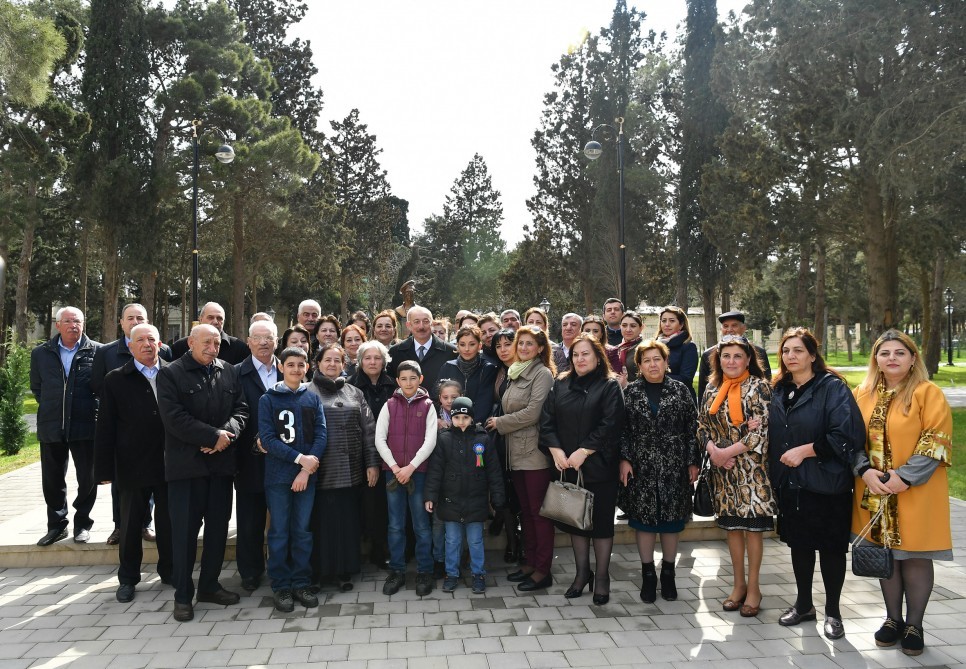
top-left (852, 330), bottom-right (953, 657)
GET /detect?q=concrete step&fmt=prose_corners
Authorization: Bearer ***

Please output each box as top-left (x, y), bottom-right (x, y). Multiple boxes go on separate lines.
top-left (0, 517), bottom-right (769, 568)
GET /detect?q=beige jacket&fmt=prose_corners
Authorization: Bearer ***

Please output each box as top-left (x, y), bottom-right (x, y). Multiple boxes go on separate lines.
top-left (494, 360), bottom-right (554, 471)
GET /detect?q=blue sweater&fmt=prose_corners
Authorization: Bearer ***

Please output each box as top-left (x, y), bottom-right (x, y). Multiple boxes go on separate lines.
top-left (258, 382), bottom-right (327, 486)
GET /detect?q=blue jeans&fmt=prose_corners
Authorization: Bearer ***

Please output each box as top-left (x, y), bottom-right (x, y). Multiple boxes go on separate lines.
top-left (386, 471), bottom-right (432, 573)
top-left (445, 521), bottom-right (485, 577)
top-left (432, 513), bottom-right (446, 562)
top-left (265, 483), bottom-right (315, 591)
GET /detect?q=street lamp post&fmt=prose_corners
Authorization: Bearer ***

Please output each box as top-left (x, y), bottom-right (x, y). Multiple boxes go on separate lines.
top-left (190, 119), bottom-right (235, 326)
top-left (583, 117), bottom-right (627, 308)
top-left (539, 297), bottom-right (551, 316)
top-left (945, 287), bottom-right (954, 366)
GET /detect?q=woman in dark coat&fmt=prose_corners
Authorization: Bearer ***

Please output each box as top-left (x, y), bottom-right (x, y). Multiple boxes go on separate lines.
top-left (307, 342), bottom-right (381, 591)
top-left (657, 306), bottom-right (699, 402)
top-left (540, 334), bottom-right (626, 605)
top-left (619, 339), bottom-right (701, 603)
top-left (606, 311), bottom-right (644, 388)
top-left (348, 340), bottom-right (396, 568)
top-left (488, 328), bottom-right (522, 563)
top-left (769, 327), bottom-right (864, 640)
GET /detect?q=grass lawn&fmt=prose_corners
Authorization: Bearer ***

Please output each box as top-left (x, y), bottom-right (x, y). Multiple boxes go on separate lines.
top-left (0, 432), bottom-right (40, 476)
top-left (24, 397), bottom-right (38, 414)
top-left (949, 408), bottom-right (966, 500)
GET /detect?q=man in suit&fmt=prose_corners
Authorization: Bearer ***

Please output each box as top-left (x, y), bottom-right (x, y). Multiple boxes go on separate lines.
top-left (94, 324), bottom-right (172, 603)
top-left (387, 305), bottom-right (456, 398)
top-left (168, 302), bottom-right (249, 364)
top-left (696, 310), bottom-right (773, 401)
top-left (91, 302), bottom-right (173, 545)
top-left (233, 320), bottom-right (281, 592)
top-left (157, 324), bottom-right (248, 622)
top-left (602, 298), bottom-right (624, 347)
top-left (30, 306), bottom-right (101, 546)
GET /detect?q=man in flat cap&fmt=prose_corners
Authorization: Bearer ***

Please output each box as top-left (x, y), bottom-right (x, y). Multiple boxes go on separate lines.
top-left (696, 310), bottom-right (772, 401)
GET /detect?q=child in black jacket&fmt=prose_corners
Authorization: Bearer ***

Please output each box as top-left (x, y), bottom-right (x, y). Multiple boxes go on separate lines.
top-left (424, 397), bottom-right (505, 593)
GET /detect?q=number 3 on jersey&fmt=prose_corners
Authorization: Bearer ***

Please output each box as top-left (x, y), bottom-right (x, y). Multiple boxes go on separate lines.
top-left (277, 409), bottom-right (295, 444)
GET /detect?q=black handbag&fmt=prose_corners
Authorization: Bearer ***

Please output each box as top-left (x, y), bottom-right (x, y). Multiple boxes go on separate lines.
top-left (692, 453), bottom-right (714, 518)
top-left (851, 496), bottom-right (893, 579)
top-left (539, 470), bottom-right (594, 531)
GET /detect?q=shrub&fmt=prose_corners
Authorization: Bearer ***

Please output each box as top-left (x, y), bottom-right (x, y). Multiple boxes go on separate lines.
top-left (0, 328), bottom-right (31, 456)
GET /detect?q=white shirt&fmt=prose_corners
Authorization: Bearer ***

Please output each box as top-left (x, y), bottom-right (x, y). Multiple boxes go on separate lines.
top-left (253, 356), bottom-right (279, 390)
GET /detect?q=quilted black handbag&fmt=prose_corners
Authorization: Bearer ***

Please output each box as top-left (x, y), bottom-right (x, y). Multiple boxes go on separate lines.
top-left (851, 496), bottom-right (893, 579)
top-left (692, 453), bottom-right (714, 518)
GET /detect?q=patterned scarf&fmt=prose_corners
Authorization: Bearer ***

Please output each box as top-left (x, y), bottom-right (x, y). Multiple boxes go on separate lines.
top-left (615, 335), bottom-right (642, 370)
top-left (862, 384), bottom-right (900, 547)
top-left (709, 370), bottom-right (750, 427)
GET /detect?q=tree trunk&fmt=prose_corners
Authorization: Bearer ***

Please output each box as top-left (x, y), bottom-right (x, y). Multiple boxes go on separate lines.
top-left (812, 240), bottom-right (826, 344)
top-left (720, 268), bottom-right (731, 313)
top-left (79, 221), bottom-right (89, 319)
top-left (701, 282), bottom-right (717, 351)
top-left (795, 242), bottom-right (810, 322)
top-left (861, 172), bottom-right (898, 340)
top-left (101, 224), bottom-right (120, 342)
top-left (923, 253), bottom-right (944, 377)
top-left (919, 267), bottom-right (932, 352)
top-left (231, 194), bottom-right (247, 339)
top-left (141, 270), bottom-right (157, 323)
top-left (14, 189), bottom-right (37, 343)
top-left (339, 273), bottom-right (350, 325)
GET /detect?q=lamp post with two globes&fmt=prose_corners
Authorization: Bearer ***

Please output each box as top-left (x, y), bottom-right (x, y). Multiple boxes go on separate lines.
top-left (583, 117), bottom-right (627, 308)
top-left (190, 119), bottom-right (235, 325)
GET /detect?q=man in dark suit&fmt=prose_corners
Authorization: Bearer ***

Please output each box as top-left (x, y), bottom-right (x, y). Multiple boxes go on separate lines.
top-left (387, 305), bottom-right (456, 398)
top-left (30, 306), bottom-right (101, 546)
top-left (602, 298), bottom-right (624, 347)
top-left (168, 302), bottom-right (249, 364)
top-left (696, 310), bottom-right (773, 401)
top-left (94, 324), bottom-right (172, 603)
top-left (91, 302), bottom-right (173, 545)
top-left (157, 323), bottom-right (248, 622)
top-left (233, 320), bottom-right (281, 592)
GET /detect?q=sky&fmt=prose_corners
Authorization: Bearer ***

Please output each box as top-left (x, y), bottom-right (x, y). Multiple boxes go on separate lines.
top-left (293, 1), bottom-right (748, 247)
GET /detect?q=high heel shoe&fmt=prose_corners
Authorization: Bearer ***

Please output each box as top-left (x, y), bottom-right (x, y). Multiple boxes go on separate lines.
top-left (592, 574), bottom-right (610, 605)
top-left (564, 571), bottom-right (594, 599)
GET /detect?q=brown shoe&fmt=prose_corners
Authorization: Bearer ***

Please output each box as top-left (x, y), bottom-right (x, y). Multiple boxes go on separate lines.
top-left (740, 600), bottom-right (761, 618)
top-left (106, 528), bottom-right (120, 545)
top-left (722, 596), bottom-right (745, 612)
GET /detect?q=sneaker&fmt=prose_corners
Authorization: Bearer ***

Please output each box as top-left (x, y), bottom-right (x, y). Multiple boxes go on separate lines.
top-left (874, 617), bottom-right (903, 647)
top-left (442, 576), bottom-right (459, 593)
top-left (273, 589), bottom-right (294, 613)
top-left (415, 572), bottom-right (434, 597)
top-left (901, 624), bottom-right (924, 656)
top-left (292, 587), bottom-right (319, 608)
top-left (383, 570), bottom-right (406, 596)
top-left (472, 574), bottom-right (486, 594)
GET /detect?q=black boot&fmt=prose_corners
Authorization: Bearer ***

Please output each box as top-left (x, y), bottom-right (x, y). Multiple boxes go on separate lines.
top-left (640, 562), bottom-right (657, 603)
top-left (660, 560), bottom-right (677, 601)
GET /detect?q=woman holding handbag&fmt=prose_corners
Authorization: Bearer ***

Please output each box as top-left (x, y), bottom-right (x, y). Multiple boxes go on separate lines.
top-left (698, 334), bottom-right (775, 618)
top-left (851, 330), bottom-right (952, 656)
top-left (768, 328), bottom-right (865, 640)
top-left (618, 339), bottom-right (701, 603)
top-left (485, 326), bottom-right (556, 592)
top-left (540, 334), bottom-right (625, 604)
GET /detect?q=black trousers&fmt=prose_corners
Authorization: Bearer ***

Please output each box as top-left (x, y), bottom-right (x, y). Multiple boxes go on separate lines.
top-left (362, 475), bottom-right (388, 561)
top-left (167, 475), bottom-right (233, 604)
top-left (117, 484), bottom-right (172, 585)
top-left (40, 439), bottom-right (96, 533)
top-left (235, 489), bottom-right (267, 581)
top-left (112, 480), bottom-right (153, 529)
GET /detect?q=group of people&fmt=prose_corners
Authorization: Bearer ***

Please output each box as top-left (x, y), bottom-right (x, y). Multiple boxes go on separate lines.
top-left (30, 296), bottom-right (952, 656)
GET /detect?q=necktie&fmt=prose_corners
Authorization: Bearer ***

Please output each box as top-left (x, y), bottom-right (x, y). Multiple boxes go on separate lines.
top-left (417, 345), bottom-right (426, 361)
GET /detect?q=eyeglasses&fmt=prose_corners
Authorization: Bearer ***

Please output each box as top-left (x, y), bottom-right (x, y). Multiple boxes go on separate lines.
top-left (250, 336), bottom-right (276, 343)
top-left (718, 334), bottom-right (749, 346)
top-left (59, 319), bottom-right (84, 325)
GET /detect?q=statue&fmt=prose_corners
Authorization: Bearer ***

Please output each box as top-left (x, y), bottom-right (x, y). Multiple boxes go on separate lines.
top-left (395, 280), bottom-right (416, 338)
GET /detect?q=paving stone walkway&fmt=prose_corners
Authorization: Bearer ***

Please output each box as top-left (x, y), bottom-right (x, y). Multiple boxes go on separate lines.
top-left (1, 452), bottom-right (965, 669)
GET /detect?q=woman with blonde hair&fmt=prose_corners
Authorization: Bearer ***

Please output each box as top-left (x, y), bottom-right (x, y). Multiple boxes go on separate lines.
top-left (852, 329), bottom-right (952, 656)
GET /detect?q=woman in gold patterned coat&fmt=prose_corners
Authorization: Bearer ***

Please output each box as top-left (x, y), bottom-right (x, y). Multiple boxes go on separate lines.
top-left (852, 330), bottom-right (953, 657)
top-left (698, 334), bottom-right (775, 618)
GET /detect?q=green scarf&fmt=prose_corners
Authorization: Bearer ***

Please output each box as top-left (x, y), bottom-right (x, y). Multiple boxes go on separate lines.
top-left (507, 359), bottom-right (534, 380)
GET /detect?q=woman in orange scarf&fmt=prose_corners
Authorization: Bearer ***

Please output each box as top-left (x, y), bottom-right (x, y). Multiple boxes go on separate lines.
top-left (697, 335), bottom-right (775, 618)
top-left (852, 330), bottom-right (952, 657)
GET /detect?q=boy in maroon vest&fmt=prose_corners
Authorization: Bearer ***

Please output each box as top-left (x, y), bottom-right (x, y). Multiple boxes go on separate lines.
top-left (374, 360), bottom-right (438, 596)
